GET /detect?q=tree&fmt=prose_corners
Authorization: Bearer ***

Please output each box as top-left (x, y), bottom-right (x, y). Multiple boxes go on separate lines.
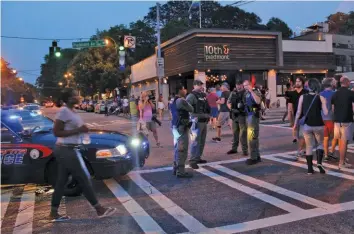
top-left (327, 11), bottom-right (354, 35)
top-left (266, 17), bottom-right (293, 38)
top-left (161, 18), bottom-right (191, 42)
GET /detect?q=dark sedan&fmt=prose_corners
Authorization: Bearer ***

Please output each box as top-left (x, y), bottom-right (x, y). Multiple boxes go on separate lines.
top-left (1, 110), bottom-right (150, 196)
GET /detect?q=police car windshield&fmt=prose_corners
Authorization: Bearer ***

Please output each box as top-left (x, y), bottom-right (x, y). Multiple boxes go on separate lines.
top-left (2, 110), bottom-right (53, 132)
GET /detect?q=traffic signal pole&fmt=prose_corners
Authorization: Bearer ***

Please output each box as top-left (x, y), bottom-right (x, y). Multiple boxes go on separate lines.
top-left (156, 2), bottom-right (162, 96)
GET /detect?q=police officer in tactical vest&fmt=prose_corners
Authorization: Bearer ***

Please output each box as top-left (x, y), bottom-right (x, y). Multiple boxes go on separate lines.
top-left (186, 79), bottom-right (211, 169)
top-left (227, 80), bottom-right (248, 155)
top-left (171, 84), bottom-right (194, 178)
top-left (243, 80), bottom-right (262, 165)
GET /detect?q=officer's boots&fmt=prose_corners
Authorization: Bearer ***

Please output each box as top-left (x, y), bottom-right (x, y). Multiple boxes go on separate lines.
top-left (176, 166), bottom-right (193, 178)
top-left (305, 155), bottom-right (314, 174)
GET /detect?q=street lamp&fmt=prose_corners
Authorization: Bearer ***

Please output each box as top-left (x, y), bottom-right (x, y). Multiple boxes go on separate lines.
top-left (12, 69), bottom-right (17, 74)
top-left (18, 77), bottom-right (23, 81)
top-left (58, 82), bottom-right (63, 86)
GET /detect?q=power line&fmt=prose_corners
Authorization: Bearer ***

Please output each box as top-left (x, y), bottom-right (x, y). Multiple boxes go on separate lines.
top-left (1, 36), bottom-right (91, 41)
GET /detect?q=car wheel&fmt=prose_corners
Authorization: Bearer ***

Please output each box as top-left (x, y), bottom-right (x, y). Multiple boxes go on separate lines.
top-left (46, 160), bottom-right (83, 197)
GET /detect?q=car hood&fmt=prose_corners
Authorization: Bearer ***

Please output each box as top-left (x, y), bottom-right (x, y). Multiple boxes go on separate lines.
top-left (30, 130), bottom-right (129, 149)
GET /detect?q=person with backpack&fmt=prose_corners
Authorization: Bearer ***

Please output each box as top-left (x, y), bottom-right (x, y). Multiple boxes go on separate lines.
top-left (171, 84), bottom-right (194, 178)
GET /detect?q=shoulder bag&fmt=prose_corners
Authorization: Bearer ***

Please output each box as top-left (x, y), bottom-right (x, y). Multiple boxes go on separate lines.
top-left (298, 94), bottom-right (317, 126)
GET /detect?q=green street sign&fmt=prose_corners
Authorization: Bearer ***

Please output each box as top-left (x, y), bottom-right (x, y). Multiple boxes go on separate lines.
top-left (72, 40), bottom-right (106, 49)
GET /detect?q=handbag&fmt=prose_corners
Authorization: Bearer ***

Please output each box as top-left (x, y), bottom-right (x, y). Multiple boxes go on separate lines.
top-left (298, 95), bottom-right (317, 126)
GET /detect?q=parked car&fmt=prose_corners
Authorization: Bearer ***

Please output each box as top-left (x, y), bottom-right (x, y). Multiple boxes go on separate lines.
top-left (23, 104), bottom-right (42, 115)
top-left (95, 100), bottom-right (109, 114)
top-left (1, 110), bottom-right (150, 196)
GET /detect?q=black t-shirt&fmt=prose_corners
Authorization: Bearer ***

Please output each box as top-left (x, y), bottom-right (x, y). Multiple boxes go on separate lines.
top-left (284, 90), bottom-right (291, 105)
top-left (331, 87), bottom-right (354, 123)
top-left (289, 89), bottom-right (308, 116)
top-left (219, 91), bottom-right (231, 112)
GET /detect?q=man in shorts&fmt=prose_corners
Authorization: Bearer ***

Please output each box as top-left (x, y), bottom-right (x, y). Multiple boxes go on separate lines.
top-left (206, 88), bottom-right (219, 129)
top-left (331, 76), bottom-right (354, 169)
top-left (212, 83), bottom-right (231, 142)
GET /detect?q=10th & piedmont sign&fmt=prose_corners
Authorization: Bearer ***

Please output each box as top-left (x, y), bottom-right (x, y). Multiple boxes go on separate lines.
top-left (204, 45), bottom-right (230, 61)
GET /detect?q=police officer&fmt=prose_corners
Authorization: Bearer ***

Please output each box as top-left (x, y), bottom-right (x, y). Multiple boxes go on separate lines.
top-left (171, 84), bottom-right (194, 178)
top-left (227, 80), bottom-right (248, 155)
top-left (186, 79), bottom-right (211, 169)
top-left (243, 80), bottom-right (262, 165)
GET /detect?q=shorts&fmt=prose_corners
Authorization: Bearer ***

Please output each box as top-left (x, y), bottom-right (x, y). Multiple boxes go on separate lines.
top-left (324, 120), bottom-right (334, 138)
top-left (334, 122), bottom-right (353, 141)
top-left (294, 124), bottom-right (304, 139)
top-left (217, 112), bottom-right (230, 127)
top-left (146, 121), bottom-right (157, 131)
top-left (210, 107), bottom-right (219, 118)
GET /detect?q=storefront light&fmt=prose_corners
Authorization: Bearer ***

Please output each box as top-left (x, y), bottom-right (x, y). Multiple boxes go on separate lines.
top-left (239, 69), bottom-right (243, 72)
top-left (178, 73), bottom-right (182, 76)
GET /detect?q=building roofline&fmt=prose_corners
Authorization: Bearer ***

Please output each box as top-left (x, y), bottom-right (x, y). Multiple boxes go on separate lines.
top-left (157, 28), bottom-right (282, 49)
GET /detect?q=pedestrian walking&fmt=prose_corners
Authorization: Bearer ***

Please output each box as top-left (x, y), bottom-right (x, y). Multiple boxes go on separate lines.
top-left (227, 80), bottom-right (248, 155)
top-left (243, 80), bottom-right (262, 165)
top-left (157, 96), bottom-right (165, 120)
top-left (282, 83), bottom-right (293, 124)
top-left (51, 88), bottom-right (116, 222)
top-left (331, 76), bottom-right (354, 169)
top-left (122, 96), bottom-right (129, 116)
top-left (171, 84), bottom-right (194, 178)
top-left (212, 83), bottom-right (231, 142)
top-left (320, 78), bottom-right (337, 161)
top-left (206, 88), bottom-right (219, 130)
top-left (186, 79), bottom-right (211, 169)
top-left (138, 91), bottom-right (161, 147)
top-left (294, 79), bottom-right (328, 174)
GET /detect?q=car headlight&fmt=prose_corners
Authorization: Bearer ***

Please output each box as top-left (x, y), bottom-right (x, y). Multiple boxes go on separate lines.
top-left (131, 138), bottom-right (141, 147)
top-left (96, 144), bottom-right (128, 158)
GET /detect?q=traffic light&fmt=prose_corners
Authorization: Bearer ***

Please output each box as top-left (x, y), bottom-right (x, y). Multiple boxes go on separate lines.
top-left (49, 41), bottom-right (61, 58)
top-left (118, 36), bottom-right (125, 71)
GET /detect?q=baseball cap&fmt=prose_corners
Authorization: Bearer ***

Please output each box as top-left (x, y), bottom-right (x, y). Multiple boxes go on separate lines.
top-left (193, 79), bottom-right (204, 86)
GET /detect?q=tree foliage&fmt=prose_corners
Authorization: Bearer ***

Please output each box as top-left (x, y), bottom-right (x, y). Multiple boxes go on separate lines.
top-left (327, 11), bottom-right (354, 35)
top-left (266, 17), bottom-right (293, 38)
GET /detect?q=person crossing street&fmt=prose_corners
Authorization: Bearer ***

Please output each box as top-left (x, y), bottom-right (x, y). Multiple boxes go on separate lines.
top-left (227, 80), bottom-right (248, 155)
top-left (186, 79), bottom-right (211, 169)
top-left (171, 84), bottom-right (194, 178)
top-left (212, 82), bottom-right (231, 142)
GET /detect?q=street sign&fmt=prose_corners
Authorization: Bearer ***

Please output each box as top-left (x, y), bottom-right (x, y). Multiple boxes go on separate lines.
top-left (72, 40), bottom-right (106, 49)
top-left (124, 36), bottom-right (136, 49)
top-left (156, 58), bottom-right (164, 77)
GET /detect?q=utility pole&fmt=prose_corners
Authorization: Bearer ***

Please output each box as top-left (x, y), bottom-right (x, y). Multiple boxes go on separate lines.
top-left (156, 2), bottom-right (162, 96)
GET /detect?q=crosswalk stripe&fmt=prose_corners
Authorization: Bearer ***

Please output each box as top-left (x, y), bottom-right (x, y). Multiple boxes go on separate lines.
top-left (209, 164), bottom-right (332, 209)
top-left (128, 173), bottom-right (208, 233)
top-left (104, 178), bottom-right (166, 234)
top-left (198, 167), bottom-right (304, 213)
top-left (260, 124), bottom-right (292, 130)
top-left (265, 155), bottom-right (354, 181)
top-left (1, 192), bottom-right (12, 228)
top-left (13, 185), bottom-right (35, 234)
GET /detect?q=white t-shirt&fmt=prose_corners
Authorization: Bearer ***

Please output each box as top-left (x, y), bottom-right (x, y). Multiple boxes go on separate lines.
top-left (55, 107), bottom-right (84, 145)
top-left (123, 99), bottom-right (129, 107)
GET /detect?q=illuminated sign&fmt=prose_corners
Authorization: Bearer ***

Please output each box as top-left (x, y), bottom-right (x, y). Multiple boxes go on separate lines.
top-left (204, 45), bottom-right (230, 61)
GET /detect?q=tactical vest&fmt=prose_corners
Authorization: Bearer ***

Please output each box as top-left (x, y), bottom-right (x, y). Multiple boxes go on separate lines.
top-left (171, 97), bottom-right (189, 127)
top-left (191, 91), bottom-right (208, 114)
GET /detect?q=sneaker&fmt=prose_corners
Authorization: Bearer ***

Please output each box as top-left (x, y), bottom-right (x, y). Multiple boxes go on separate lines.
top-left (245, 158), bottom-right (259, 165)
top-left (324, 155), bottom-right (330, 162)
top-left (189, 163), bottom-right (199, 169)
top-left (212, 137), bottom-right (221, 143)
top-left (292, 139), bottom-right (297, 144)
top-left (50, 213), bottom-right (71, 222)
top-left (227, 149), bottom-right (238, 155)
top-left (156, 142), bottom-right (162, 148)
top-left (197, 159), bottom-right (207, 164)
top-left (97, 207), bottom-right (117, 218)
top-left (338, 163), bottom-right (352, 170)
top-left (176, 172), bottom-right (193, 178)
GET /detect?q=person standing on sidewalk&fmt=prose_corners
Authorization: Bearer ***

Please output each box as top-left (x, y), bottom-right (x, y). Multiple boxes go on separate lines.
top-left (186, 79), bottom-right (211, 169)
top-left (51, 88), bottom-right (116, 221)
top-left (294, 79), bottom-right (328, 174)
top-left (243, 80), bottom-right (262, 165)
top-left (206, 88), bottom-right (219, 130)
top-left (212, 83), bottom-right (231, 142)
top-left (320, 78), bottom-right (337, 161)
top-left (331, 76), bottom-right (354, 169)
top-left (227, 80), bottom-right (248, 155)
top-left (171, 84), bottom-right (194, 178)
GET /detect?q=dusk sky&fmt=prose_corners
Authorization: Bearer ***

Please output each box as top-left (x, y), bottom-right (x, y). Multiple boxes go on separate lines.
top-left (2, 1), bottom-right (354, 84)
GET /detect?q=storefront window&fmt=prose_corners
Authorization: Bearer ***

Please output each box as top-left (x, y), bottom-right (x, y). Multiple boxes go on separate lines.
top-left (276, 73), bottom-right (291, 97)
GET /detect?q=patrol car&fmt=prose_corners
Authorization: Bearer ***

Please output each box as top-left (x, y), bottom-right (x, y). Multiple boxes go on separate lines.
top-left (1, 110), bottom-right (150, 196)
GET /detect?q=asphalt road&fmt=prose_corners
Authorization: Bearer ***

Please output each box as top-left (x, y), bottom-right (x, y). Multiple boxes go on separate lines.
top-left (1, 107), bottom-right (354, 234)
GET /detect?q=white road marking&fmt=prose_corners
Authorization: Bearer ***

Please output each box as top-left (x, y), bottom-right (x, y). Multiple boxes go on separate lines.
top-left (260, 124), bottom-right (292, 130)
top-left (128, 173), bottom-right (208, 233)
top-left (1, 191), bottom-right (12, 228)
top-left (209, 164), bottom-right (332, 209)
top-left (261, 118), bottom-right (287, 123)
top-left (13, 185), bottom-right (36, 234)
top-left (104, 178), bottom-right (166, 234)
top-left (266, 155), bottom-right (354, 181)
top-left (197, 167), bottom-right (304, 213)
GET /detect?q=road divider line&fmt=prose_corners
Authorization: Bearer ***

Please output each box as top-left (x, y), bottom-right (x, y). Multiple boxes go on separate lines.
top-left (197, 167), bottom-right (304, 213)
top-left (1, 191), bottom-right (12, 228)
top-left (13, 185), bottom-right (36, 234)
top-left (104, 178), bottom-right (166, 234)
top-left (209, 164), bottom-right (332, 209)
top-left (266, 155), bottom-right (354, 181)
top-left (128, 173), bottom-right (208, 233)
top-left (199, 201), bottom-right (354, 234)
